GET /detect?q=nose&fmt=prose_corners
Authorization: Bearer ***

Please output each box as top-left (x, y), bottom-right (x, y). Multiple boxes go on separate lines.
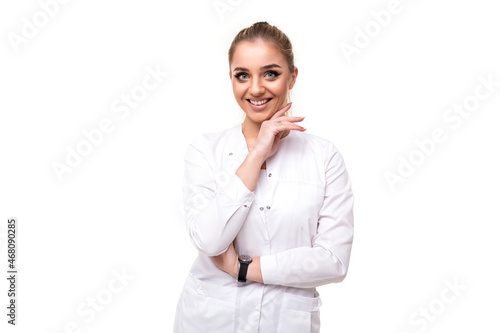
top-left (249, 77), bottom-right (265, 96)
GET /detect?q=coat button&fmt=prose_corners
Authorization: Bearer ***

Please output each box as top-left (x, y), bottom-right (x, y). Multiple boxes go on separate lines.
top-left (268, 173), bottom-right (272, 177)
top-left (243, 204), bottom-right (247, 208)
top-left (266, 205), bottom-right (271, 209)
top-left (259, 207), bottom-right (264, 211)
top-left (229, 152), bottom-right (233, 156)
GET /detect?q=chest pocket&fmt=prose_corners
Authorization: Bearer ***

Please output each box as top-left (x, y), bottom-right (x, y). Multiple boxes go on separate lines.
top-left (273, 181), bottom-right (324, 243)
top-left (297, 182), bottom-right (324, 214)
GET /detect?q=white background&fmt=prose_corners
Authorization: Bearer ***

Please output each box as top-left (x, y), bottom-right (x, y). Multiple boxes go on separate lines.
top-left (1, 0), bottom-right (499, 332)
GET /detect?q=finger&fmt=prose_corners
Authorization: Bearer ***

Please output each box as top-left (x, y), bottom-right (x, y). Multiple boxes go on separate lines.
top-left (270, 102), bottom-right (292, 120)
top-left (289, 124), bottom-right (307, 131)
top-left (275, 122), bottom-right (306, 131)
top-left (277, 115), bottom-right (305, 123)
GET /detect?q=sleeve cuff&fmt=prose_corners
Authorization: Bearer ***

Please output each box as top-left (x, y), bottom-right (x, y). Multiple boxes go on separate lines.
top-left (260, 254), bottom-right (281, 285)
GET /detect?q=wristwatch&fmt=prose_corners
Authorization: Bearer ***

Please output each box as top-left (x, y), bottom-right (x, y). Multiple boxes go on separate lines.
top-left (237, 255), bottom-right (253, 283)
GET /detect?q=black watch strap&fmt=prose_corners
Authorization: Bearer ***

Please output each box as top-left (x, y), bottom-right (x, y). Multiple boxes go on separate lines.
top-left (237, 262), bottom-right (249, 283)
top-left (237, 255), bottom-right (252, 283)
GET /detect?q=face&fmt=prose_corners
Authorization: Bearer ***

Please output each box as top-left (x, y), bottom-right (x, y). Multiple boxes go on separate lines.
top-left (229, 39), bottom-right (298, 123)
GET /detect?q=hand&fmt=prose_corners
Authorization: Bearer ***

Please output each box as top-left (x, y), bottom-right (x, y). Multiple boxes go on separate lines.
top-left (252, 102), bottom-right (306, 160)
top-left (211, 242), bottom-right (239, 278)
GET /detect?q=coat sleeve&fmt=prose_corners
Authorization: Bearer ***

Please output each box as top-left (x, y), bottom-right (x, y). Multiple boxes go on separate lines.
top-left (182, 137), bottom-right (257, 256)
top-left (260, 142), bottom-right (354, 288)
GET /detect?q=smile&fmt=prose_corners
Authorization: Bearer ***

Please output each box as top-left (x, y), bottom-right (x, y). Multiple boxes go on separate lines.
top-left (247, 98), bottom-right (272, 106)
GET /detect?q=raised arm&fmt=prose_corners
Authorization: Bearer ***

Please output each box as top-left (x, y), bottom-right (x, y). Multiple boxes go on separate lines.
top-left (183, 139), bottom-right (265, 256)
top-left (186, 103), bottom-right (303, 257)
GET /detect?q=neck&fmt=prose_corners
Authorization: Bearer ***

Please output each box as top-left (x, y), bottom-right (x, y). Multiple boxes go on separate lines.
top-left (241, 116), bottom-right (290, 141)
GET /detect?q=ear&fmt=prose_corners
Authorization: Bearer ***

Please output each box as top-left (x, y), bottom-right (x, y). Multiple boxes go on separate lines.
top-left (288, 67), bottom-right (298, 90)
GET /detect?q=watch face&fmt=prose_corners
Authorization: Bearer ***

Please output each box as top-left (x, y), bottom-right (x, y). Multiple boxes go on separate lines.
top-left (239, 255), bottom-right (252, 263)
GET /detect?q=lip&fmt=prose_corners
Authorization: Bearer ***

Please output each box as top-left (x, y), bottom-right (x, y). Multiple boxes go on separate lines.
top-left (246, 98), bottom-right (272, 111)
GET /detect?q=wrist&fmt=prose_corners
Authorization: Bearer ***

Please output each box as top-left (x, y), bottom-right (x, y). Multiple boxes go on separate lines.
top-left (227, 258), bottom-right (238, 278)
top-left (246, 257), bottom-right (262, 283)
top-left (248, 149), bottom-right (266, 165)
top-left (233, 260), bottom-right (240, 278)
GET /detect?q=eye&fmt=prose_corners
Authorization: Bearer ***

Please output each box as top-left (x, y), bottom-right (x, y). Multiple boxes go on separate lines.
top-left (234, 72), bottom-right (248, 80)
top-left (265, 70), bottom-right (281, 79)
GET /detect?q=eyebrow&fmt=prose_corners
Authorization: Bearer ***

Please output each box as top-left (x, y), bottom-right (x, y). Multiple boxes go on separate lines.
top-left (233, 64), bottom-right (282, 72)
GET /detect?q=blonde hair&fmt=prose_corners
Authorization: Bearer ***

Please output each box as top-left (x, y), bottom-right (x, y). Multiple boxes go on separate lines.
top-left (228, 21), bottom-right (295, 119)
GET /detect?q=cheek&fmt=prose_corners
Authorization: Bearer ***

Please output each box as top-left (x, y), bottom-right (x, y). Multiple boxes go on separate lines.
top-left (232, 82), bottom-right (245, 98)
top-left (269, 81), bottom-right (288, 97)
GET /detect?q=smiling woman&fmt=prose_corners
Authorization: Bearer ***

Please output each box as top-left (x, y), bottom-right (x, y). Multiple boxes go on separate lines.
top-left (229, 24), bottom-right (296, 124)
top-left (174, 21), bottom-right (354, 333)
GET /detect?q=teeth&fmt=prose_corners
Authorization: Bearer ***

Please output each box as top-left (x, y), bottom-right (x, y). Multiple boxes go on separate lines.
top-left (249, 99), bottom-right (270, 106)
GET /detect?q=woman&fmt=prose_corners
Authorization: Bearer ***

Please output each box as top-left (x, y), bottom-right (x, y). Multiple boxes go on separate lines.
top-left (174, 21), bottom-right (354, 332)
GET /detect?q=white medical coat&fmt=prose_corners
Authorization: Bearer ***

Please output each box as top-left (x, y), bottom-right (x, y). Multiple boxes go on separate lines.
top-left (174, 123), bottom-right (354, 332)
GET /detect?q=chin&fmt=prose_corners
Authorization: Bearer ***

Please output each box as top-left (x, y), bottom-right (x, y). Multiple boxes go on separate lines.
top-left (254, 109), bottom-right (276, 120)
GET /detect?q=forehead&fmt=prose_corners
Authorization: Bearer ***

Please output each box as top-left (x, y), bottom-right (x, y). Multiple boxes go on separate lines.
top-left (231, 40), bottom-right (285, 69)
